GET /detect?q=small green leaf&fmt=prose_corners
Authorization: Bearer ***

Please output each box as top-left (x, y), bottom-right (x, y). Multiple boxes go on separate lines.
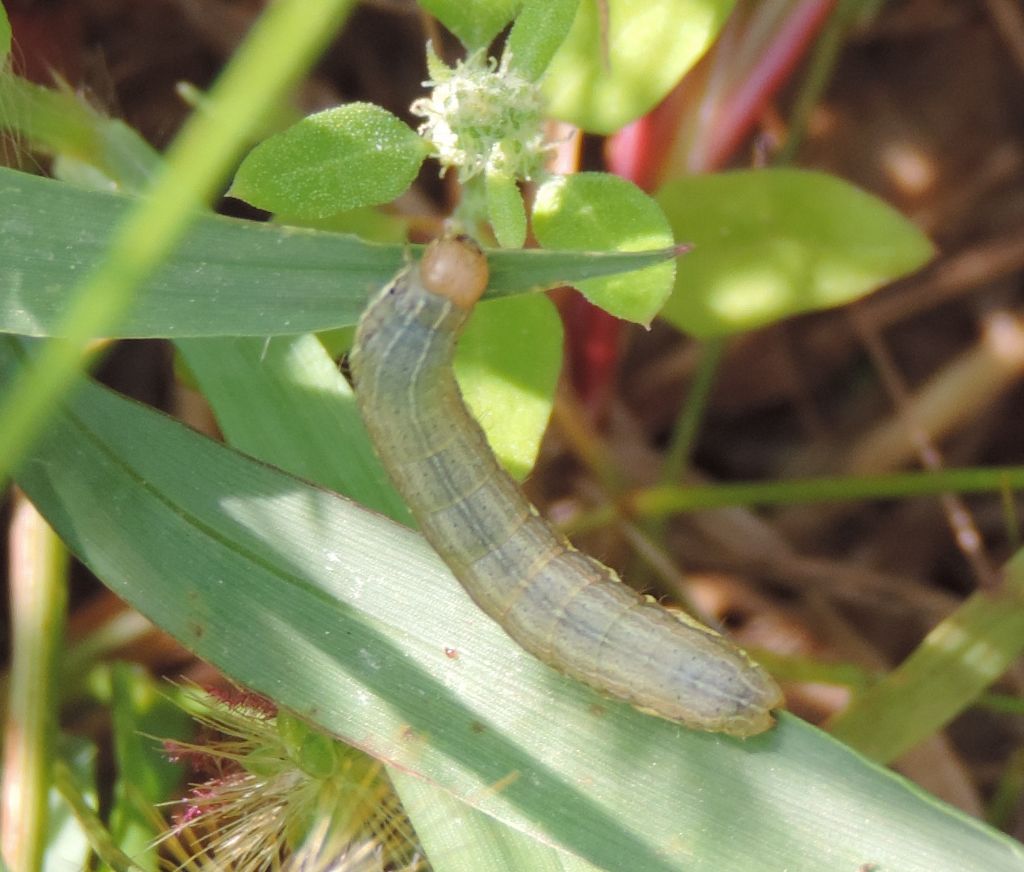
top-left (655, 169), bottom-right (936, 338)
top-left (230, 103), bottom-right (427, 218)
top-left (456, 293), bottom-right (562, 479)
top-left (543, 0), bottom-right (737, 133)
top-left (417, 0), bottom-right (518, 49)
top-left (486, 168), bottom-right (527, 248)
top-left (533, 172), bottom-right (675, 325)
top-left (505, 0), bottom-right (579, 82)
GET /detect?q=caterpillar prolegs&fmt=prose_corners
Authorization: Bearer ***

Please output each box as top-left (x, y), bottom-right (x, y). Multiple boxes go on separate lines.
top-left (350, 238), bottom-right (783, 737)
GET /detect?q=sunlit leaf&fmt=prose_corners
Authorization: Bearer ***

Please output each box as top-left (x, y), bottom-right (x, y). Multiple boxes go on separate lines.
top-left (656, 169), bottom-right (936, 337)
top-left (457, 293), bottom-right (562, 478)
top-left (505, 0), bottom-right (579, 82)
top-left (543, 0), bottom-right (737, 133)
top-left (533, 172), bottom-right (675, 325)
top-left (229, 103), bottom-right (428, 217)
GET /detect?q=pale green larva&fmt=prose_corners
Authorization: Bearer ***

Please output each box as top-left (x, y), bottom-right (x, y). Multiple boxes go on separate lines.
top-left (351, 237), bottom-right (783, 737)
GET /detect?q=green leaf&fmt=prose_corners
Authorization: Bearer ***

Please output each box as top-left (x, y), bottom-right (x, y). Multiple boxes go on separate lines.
top-left (395, 773), bottom-right (600, 871)
top-left (505, 0), bottom-right (579, 82)
top-left (178, 313), bottom-right (558, 521)
top-left (5, 338), bottom-right (1023, 872)
top-left (655, 169), bottom-right (936, 338)
top-left (457, 294), bottom-right (562, 479)
top-left (417, 0), bottom-right (519, 49)
top-left (533, 172), bottom-right (675, 325)
top-left (0, 73), bottom-right (160, 193)
top-left (229, 103), bottom-right (428, 217)
top-left (0, 166), bottom-right (678, 338)
top-left (181, 302), bottom-right (561, 861)
top-left (273, 205), bottom-right (408, 243)
top-left (177, 334), bottom-right (413, 524)
top-left (542, 0), bottom-right (737, 133)
top-left (485, 168), bottom-right (527, 248)
top-left (0, 3), bottom-right (10, 66)
top-left (829, 561), bottom-right (1024, 763)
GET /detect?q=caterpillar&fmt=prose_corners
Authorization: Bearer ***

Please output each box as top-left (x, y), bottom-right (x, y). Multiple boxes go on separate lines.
top-left (351, 237), bottom-right (783, 737)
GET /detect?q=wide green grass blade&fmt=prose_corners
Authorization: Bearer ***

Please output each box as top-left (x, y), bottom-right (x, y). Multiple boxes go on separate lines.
top-left (393, 772), bottom-right (599, 872)
top-left (0, 167), bottom-right (679, 339)
top-left (176, 335), bottom-right (411, 524)
top-left (178, 306), bottom-right (562, 865)
top-left (4, 337), bottom-right (1021, 872)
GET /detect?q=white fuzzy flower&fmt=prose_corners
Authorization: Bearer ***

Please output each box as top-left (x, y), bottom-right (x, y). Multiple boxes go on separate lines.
top-left (411, 46), bottom-right (547, 182)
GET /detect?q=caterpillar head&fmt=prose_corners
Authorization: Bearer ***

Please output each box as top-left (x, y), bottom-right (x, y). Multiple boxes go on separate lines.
top-left (420, 237), bottom-right (489, 309)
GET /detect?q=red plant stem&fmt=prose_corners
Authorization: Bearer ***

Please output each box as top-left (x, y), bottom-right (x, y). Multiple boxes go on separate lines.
top-left (699, 0), bottom-right (836, 172)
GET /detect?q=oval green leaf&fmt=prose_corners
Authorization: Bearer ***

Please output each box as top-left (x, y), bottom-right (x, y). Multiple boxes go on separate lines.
top-left (533, 172), bottom-right (675, 325)
top-left (656, 169), bottom-right (936, 338)
top-left (229, 103), bottom-right (427, 218)
top-left (542, 0), bottom-right (737, 134)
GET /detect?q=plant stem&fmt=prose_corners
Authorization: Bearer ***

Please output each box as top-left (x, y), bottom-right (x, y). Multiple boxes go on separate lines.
top-left (562, 464), bottom-right (1024, 535)
top-left (1, 492), bottom-right (68, 872)
top-left (660, 337), bottom-right (724, 484)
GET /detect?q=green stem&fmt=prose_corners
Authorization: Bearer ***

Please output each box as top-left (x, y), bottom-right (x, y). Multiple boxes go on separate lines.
top-left (635, 464), bottom-right (1024, 515)
top-left (660, 337), bottom-right (724, 484)
top-left (563, 464), bottom-right (1024, 535)
top-left (775, 0), bottom-right (870, 164)
top-left (986, 746), bottom-right (1024, 830)
top-left (1, 494), bottom-right (68, 872)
